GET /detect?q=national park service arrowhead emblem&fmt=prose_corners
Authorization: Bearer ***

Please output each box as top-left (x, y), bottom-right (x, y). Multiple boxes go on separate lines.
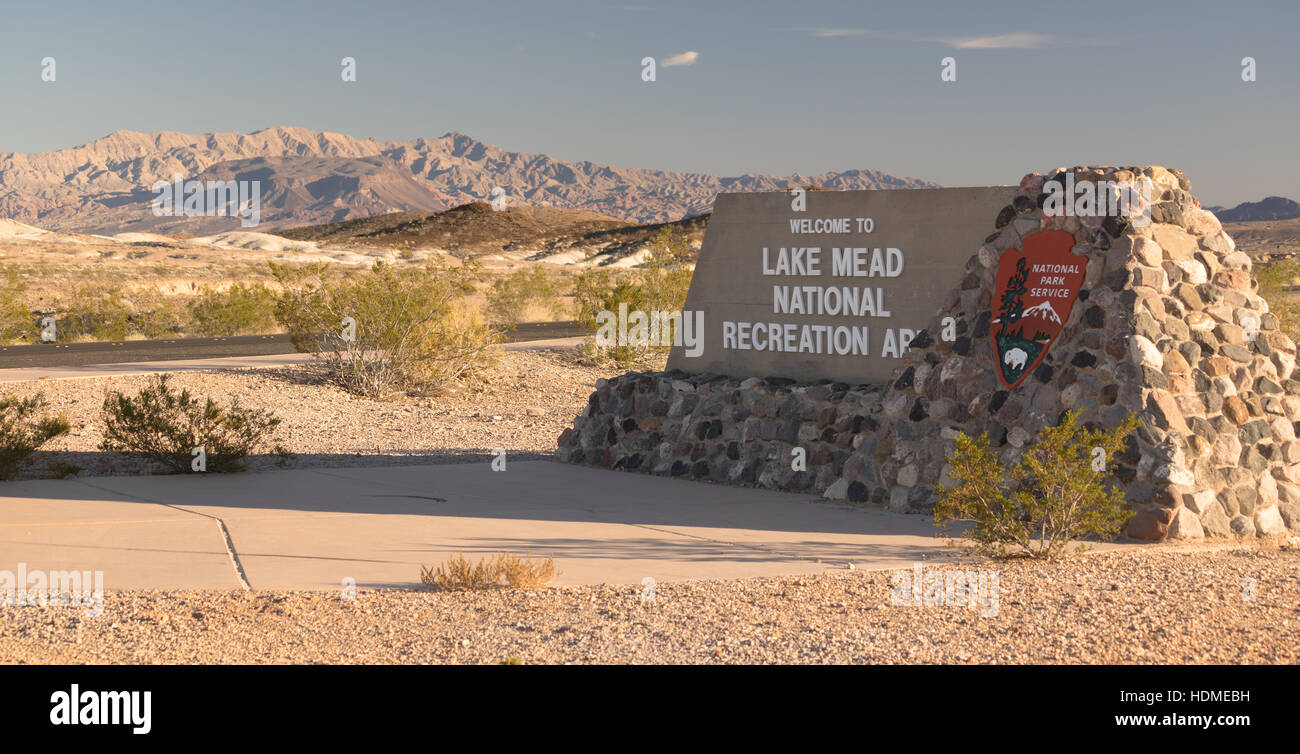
top-left (990, 229), bottom-right (1085, 390)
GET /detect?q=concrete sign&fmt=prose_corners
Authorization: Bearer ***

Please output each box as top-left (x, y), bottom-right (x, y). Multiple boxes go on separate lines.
top-left (667, 186), bottom-right (1016, 383)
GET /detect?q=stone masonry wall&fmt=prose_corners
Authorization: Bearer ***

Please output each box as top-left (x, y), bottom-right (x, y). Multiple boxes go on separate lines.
top-left (557, 166), bottom-right (1300, 541)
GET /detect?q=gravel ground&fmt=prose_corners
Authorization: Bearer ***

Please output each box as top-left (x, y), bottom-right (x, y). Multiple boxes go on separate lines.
top-left (2, 545), bottom-right (1297, 664)
top-left (3, 348), bottom-right (611, 478)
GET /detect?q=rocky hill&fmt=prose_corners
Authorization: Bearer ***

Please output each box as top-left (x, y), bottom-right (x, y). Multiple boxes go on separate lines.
top-left (281, 202), bottom-right (710, 265)
top-left (1207, 196), bottom-right (1300, 222)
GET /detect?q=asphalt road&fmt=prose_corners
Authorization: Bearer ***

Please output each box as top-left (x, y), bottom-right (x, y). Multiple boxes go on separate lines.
top-left (0, 321), bottom-right (585, 369)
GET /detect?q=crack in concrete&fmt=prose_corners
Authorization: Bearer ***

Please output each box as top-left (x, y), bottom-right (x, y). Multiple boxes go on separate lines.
top-left (72, 479), bottom-right (252, 590)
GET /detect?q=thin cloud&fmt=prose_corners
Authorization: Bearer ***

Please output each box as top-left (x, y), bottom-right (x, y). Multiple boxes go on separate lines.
top-left (805, 28), bottom-right (873, 38)
top-left (662, 51), bottom-right (699, 67)
top-left (950, 33), bottom-right (1050, 49)
top-left (797, 27), bottom-right (1051, 49)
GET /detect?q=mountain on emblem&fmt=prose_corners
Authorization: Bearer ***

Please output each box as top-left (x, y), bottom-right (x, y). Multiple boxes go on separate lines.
top-left (1021, 300), bottom-right (1061, 324)
top-left (989, 229), bottom-right (1085, 390)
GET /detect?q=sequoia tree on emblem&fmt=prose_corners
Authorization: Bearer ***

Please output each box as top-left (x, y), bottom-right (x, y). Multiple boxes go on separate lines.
top-left (989, 229), bottom-right (1085, 390)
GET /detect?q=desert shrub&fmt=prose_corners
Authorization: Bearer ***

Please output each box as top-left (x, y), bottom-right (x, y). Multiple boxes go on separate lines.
top-left (271, 259), bottom-right (501, 400)
top-left (638, 227), bottom-right (694, 311)
top-left (58, 284), bottom-right (132, 341)
top-left (0, 268), bottom-right (36, 344)
top-left (572, 268), bottom-right (618, 325)
top-left (127, 290), bottom-right (188, 339)
top-left (486, 267), bottom-right (566, 324)
top-left (99, 374), bottom-right (283, 473)
top-left (0, 395), bottom-right (71, 480)
top-left (574, 276), bottom-right (647, 368)
top-left (49, 461), bottom-right (83, 479)
top-left (188, 283), bottom-right (278, 336)
top-left (575, 227), bottom-right (694, 368)
top-left (419, 552), bottom-right (559, 591)
top-left (933, 410), bottom-right (1141, 559)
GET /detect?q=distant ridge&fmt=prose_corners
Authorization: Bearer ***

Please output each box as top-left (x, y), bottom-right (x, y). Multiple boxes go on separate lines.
top-left (0, 126), bottom-right (938, 233)
top-left (1208, 196), bottom-right (1300, 222)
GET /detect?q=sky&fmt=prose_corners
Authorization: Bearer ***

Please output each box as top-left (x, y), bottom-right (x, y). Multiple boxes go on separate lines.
top-left (1, 0), bottom-right (1298, 207)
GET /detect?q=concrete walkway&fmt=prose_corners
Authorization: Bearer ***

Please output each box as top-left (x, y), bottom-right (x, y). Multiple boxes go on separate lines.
top-left (0, 337), bottom-right (585, 383)
top-left (0, 461), bottom-right (959, 591)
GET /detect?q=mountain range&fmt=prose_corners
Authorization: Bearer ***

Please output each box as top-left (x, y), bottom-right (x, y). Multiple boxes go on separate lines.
top-left (1204, 196), bottom-right (1300, 222)
top-left (0, 126), bottom-right (937, 234)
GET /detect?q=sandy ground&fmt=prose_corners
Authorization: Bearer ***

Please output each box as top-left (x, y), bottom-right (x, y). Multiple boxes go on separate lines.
top-left (1, 546), bottom-right (1296, 664)
top-left (2, 348), bottom-right (614, 478)
top-left (2, 348), bottom-right (1297, 665)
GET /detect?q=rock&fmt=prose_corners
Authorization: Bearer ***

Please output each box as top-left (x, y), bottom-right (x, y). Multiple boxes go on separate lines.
top-left (1185, 311), bottom-right (1214, 331)
top-left (1198, 234), bottom-right (1232, 257)
top-left (1186, 489), bottom-right (1217, 514)
top-left (1171, 259), bottom-right (1208, 285)
top-left (823, 478), bottom-right (849, 500)
top-left (1154, 465), bottom-right (1196, 487)
top-left (1130, 335), bottom-right (1163, 369)
top-left (888, 486), bottom-right (909, 513)
top-left (1279, 502), bottom-right (1300, 531)
top-left (1171, 282), bottom-right (1204, 310)
top-left (1258, 473), bottom-right (1279, 506)
top-left (1223, 396), bottom-right (1250, 425)
top-left (1223, 251), bottom-right (1252, 270)
top-left (1255, 505), bottom-right (1287, 536)
top-left (1162, 349), bottom-right (1190, 374)
top-left (1168, 507), bottom-right (1205, 539)
top-left (1126, 507), bottom-right (1173, 540)
top-left (1230, 515), bottom-right (1256, 537)
top-left (1221, 344), bottom-right (1252, 363)
top-left (1151, 225), bottom-right (1198, 261)
top-left (1184, 208), bottom-right (1222, 235)
top-left (995, 206), bottom-right (1016, 229)
top-left (1146, 390), bottom-right (1190, 434)
top-left (1201, 504), bottom-right (1232, 537)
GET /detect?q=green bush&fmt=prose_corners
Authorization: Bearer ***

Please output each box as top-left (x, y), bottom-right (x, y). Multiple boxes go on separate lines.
top-left (188, 283), bottom-right (278, 336)
top-left (486, 267), bottom-right (566, 324)
top-left (58, 285), bottom-right (132, 341)
top-left (0, 394), bottom-right (71, 480)
top-left (128, 290), bottom-right (187, 339)
top-left (271, 259), bottom-right (501, 400)
top-left (1255, 259), bottom-right (1300, 345)
top-left (99, 374), bottom-right (283, 473)
top-left (933, 410), bottom-right (1140, 559)
top-left (0, 268), bottom-right (36, 344)
top-left (575, 228), bottom-right (694, 368)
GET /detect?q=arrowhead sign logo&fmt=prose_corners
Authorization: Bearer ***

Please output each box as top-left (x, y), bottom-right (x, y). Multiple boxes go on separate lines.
top-left (990, 229), bottom-right (1085, 390)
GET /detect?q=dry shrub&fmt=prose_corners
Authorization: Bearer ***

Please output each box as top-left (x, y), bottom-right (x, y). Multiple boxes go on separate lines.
top-left (420, 552), bottom-right (559, 591)
top-left (496, 551), bottom-right (558, 588)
